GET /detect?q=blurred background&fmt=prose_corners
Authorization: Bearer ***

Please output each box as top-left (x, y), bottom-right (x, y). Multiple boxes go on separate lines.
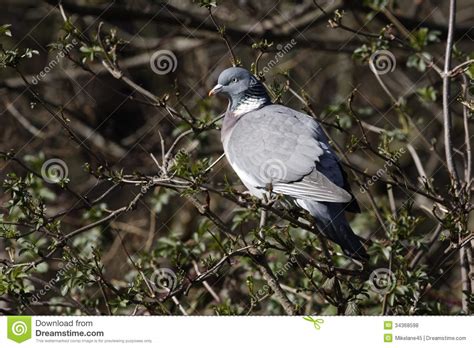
top-left (0, 0), bottom-right (473, 315)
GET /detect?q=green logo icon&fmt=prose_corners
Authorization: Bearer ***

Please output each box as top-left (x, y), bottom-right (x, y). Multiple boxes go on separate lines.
top-left (7, 316), bottom-right (32, 343)
top-left (384, 333), bottom-right (393, 343)
top-left (384, 321), bottom-right (393, 330)
top-left (303, 316), bottom-right (324, 330)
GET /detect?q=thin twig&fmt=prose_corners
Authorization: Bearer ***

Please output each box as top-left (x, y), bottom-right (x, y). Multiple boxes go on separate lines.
top-left (208, 6), bottom-right (237, 66)
top-left (461, 74), bottom-right (472, 184)
top-left (192, 260), bottom-right (221, 303)
top-left (442, 0), bottom-right (459, 183)
top-left (249, 248), bottom-right (298, 315)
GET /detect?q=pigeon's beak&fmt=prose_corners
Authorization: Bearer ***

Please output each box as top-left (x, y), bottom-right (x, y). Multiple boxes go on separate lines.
top-left (208, 84), bottom-right (223, 97)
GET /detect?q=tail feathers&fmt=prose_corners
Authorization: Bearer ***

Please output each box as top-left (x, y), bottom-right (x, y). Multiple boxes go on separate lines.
top-left (321, 221), bottom-right (369, 262)
top-left (298, 200), bottom-right (369, 262)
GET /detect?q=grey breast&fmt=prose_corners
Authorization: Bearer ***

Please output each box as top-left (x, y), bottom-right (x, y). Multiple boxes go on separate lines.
top-left (224, 104), bottom-right (352, 203)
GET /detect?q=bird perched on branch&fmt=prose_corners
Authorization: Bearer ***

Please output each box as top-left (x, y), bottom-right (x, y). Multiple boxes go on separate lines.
top-left (209, 67), bottom-right (368, 261)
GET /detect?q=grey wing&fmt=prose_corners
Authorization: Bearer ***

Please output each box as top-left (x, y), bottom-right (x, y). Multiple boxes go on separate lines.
top-left (297, 110), bottom-right (360, 210)
top-left (226, 105), bottom-right (352, 203)
top-left (315, 143), bottom-right (361, 212)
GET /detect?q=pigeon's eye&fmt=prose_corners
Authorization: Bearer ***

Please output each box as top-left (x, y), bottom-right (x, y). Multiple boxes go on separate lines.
top-left (231, 77), bottom-right (238, 83)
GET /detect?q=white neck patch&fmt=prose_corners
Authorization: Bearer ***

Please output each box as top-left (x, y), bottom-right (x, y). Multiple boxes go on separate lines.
top-left (233, 96), bottom-right (268, 116)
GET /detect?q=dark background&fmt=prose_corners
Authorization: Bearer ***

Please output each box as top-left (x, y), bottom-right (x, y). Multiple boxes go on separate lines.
top-left (0, 0), bottom-right (473, 315)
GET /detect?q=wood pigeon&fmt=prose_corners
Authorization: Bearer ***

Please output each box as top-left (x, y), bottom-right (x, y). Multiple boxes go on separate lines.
top-left (209, 67), bottom-right (368, 261)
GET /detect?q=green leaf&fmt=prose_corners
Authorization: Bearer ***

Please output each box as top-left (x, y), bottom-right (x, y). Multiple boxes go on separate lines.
top-left (406, 54), bottom-right (429, 72)
top-left (417, 86), bottom-right (437, 102)
top-left (0, 24), bottom-right (12, 37)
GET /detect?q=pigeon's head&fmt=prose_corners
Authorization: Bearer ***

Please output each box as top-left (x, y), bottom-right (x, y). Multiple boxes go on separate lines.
top-left (209, 67), bottom-right (270, 114)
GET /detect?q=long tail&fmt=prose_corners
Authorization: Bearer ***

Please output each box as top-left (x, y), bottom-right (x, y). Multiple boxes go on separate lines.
top-left (298, 200), bottom-right (369, 262)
